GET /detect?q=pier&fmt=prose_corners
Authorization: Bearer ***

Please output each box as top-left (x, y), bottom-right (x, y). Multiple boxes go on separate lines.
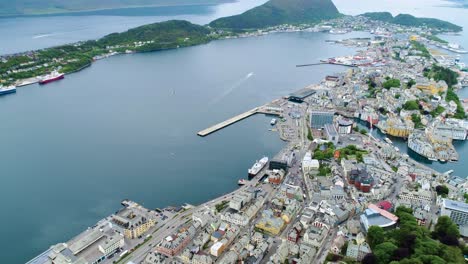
top-left (197, 104), bottom-right (281, 137)
top-left (296, 62), bottom-right (357, 68)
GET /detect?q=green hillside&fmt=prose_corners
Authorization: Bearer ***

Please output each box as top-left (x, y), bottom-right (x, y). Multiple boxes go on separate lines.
top-left (98, 20), bottom-right (212, 51)
top-left (361, 12), bottom-right (462, 32)
top-left (209, 0), bottom-right (341, 30)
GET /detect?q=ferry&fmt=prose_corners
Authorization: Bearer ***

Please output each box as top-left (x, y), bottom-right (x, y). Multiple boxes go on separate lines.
top-left (248, 157), bottom-right (269, 177)
top-left (238, 179), bottom-right (247, 186)
top-left (0, 85), bottom-right (17, 96)
top-left (39, 70), bottom-right (64, 85)
top-left (270, 118), bottom-right (277, 125)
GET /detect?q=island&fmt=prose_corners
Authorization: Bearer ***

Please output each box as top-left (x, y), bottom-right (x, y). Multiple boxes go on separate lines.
top-left (361, 12), bottom-right (463, 32)
top-left (209, 0), bottom-right (341, 30)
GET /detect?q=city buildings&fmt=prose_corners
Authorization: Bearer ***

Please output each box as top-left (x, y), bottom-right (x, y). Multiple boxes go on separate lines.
top-left (441, 199), bottom-right (468, 227)
top-left (415, 79), bottom-right (448, 95)
top-left (310, 111), bottom-right (334, 129)
top-left (112, 200), bottom-right (158, 239)
top-left (324, 123), bottom-right (339, 144)
top-left (302, 151), bottom-right (319, 175)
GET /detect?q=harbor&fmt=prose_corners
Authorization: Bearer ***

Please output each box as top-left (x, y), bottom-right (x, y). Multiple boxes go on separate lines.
top-left (197, 103), bottom-right (282, 137)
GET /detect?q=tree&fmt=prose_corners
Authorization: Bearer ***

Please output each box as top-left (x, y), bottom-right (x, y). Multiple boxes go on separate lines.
top-left (439, 244), bottom-right (465, 263)
top-left (383, 78), bottom-right (401, 89)
top-left (393, 247), bottom-right (410, 261)
top-left (395, 206), bottom-right (413, 215)
top-left (399, 258), bottom-right (423, 264)
top-left (341, 241), bottom-right (349, 255)
top-left (367, 226), bottom-right (385, 249)
top-left (362, 253), bottom-right (377, 264)
top-left (417, 255), bottom-right (446, 264)
top-left (407, 79), bottom-right (416, 88)
top-left (403, 100), bottom-right (420, 110)
top-left (435, 185), bottom-right (449, 197)
top-left (360, 129), bottom-right (368, 135)
top-left (374, 242), bottom-right (398, 263)
top-left (411, 114), bottom-right (423, 129)
top-left (434, 216), bottom-right (460, 242)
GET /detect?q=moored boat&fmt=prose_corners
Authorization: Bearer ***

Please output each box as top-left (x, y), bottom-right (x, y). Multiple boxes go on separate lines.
top-left (248, 157), bottom-right (269, 177)
top-left (238, 179), bottom-right (247, 186)
top-left (39, 71), bottom-right (64, 85)
top-left (0, 85), bottom-right (17, 96)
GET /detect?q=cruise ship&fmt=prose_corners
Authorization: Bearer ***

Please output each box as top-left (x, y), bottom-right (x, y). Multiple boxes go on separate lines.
top-left (0, 85), bottom-right (17, 96)
top-left (248, 157), bottom-right (268, 177)
top-left (39, 71), bottom-right (64, 85)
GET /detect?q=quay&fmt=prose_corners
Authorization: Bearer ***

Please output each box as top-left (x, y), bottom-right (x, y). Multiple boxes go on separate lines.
top-left (296, 62), bottom-right (357, 68)
top-left (197, 104), bottom-right (281, 137)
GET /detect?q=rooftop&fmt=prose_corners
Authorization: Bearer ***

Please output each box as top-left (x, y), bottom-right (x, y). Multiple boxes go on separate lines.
top-left (443, 199), bottom-right (468, 213)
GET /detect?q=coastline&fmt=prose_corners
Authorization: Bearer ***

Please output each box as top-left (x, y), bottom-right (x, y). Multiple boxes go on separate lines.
top-left (7, 11), bottom-right (468, 263)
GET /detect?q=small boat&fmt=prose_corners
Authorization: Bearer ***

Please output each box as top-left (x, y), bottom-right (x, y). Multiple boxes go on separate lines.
top-left (238, 179), bottom-right (247, 186)
top-left (270, 118), bottom-right (277, 125)
top-left (384, 137), bottom-right (392, 144)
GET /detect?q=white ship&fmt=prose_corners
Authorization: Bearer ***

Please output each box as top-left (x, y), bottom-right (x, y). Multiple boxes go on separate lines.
top-left (248, 157), bottom-right (269, 177)
top-left (0, 85), bottom-right (16, 95)
top-left (270, 118), bottom-right (277, 125)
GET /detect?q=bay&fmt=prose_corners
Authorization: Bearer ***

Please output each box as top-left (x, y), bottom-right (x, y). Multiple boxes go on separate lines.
top-left (0, 31), bottom-right (362, 263)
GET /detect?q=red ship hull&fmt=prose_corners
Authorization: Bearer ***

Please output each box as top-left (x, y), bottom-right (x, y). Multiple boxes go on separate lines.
top-left (39, 74), bottom-right (64, 85)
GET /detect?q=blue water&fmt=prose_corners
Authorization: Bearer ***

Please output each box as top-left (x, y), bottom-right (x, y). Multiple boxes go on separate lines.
top-left (0, 0), bottom-right (268, 55)
top-left (0, 30), bottom-right (364, 262)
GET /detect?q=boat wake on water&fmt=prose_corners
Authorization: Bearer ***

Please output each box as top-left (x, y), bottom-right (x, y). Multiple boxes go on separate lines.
top-left (209, 72), bottom-right (254, 105)
top-left (33, 33), bottom-right (57, 39)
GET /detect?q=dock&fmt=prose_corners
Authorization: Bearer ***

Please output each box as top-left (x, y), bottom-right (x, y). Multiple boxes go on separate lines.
top-left (296, 62), bottom-right (357, 68)
top-left (197, 104), bottom-right (281, 137)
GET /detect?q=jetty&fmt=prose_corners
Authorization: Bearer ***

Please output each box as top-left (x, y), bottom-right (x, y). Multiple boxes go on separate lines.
top-left (296, 62), bottom-right (357, 68)
top-left (197, 104), bottom-right (281, 137)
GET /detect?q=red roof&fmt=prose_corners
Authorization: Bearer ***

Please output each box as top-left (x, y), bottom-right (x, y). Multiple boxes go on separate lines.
top-left (377, 201), bottom-right (392, 211)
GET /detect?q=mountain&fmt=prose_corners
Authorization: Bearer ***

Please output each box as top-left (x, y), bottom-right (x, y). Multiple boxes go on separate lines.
top-left (361, 12), bottom-right (462, 32)
top-left (0, 0), bottom-right (232, 16)
top-left (209, 0), bottom-right (341, 30)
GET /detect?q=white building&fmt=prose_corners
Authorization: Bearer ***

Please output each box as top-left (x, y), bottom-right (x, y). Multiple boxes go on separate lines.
top-left (302, 151), bottom-right (319, 175)
top-left (98, 232), bottom-right (124, 257)
top-left (441, 199), bottom-right (468, 227)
